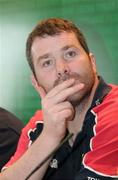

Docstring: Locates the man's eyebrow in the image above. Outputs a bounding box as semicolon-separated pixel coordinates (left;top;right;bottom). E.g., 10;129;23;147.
37;53;50;61
61;45;77;51
37;45;77;61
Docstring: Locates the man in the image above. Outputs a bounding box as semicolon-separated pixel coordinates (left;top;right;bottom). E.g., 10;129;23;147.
1;18;118;179
0;107;24;170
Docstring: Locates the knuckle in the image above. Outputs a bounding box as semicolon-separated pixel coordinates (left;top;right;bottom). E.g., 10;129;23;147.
64;109;72;117
65;101;73;109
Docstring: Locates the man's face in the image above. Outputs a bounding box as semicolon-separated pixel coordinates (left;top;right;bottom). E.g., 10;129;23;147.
31;32;97;104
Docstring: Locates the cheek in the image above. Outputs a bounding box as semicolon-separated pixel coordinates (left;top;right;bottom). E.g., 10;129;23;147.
70;60;95;81
69;60;85;74
36;73;56;92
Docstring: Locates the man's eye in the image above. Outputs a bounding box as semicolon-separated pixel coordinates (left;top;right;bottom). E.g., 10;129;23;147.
65;50;77;58
42;60;53;67
69;51;76;57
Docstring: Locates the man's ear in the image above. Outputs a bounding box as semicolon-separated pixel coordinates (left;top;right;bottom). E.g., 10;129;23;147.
89;53;97;74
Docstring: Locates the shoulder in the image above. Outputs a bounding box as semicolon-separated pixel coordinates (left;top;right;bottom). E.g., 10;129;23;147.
83;85;118;176
0;107;24;134
92;84;118;136
20;110;43;147
107;84;118;99
24;110;43;130
93;84;118;119
22;110;43;137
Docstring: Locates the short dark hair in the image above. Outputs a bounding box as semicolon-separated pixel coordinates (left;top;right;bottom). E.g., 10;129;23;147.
26;18;90;75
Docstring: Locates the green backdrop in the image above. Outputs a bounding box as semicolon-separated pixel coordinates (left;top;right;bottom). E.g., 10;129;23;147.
0;0;118;124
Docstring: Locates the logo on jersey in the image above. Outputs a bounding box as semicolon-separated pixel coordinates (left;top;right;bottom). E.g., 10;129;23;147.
50;159;58;169
88;177;100;180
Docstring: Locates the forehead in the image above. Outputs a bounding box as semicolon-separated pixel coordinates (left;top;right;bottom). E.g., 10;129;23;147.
32;32;80;50
31;32;81;60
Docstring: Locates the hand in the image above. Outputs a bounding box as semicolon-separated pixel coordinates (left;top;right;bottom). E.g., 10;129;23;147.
37;79;84;143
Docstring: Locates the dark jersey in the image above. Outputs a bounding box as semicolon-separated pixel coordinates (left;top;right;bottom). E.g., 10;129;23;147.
4;78;118;179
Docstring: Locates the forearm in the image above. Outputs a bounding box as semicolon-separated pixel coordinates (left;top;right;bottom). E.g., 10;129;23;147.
0;132;60;180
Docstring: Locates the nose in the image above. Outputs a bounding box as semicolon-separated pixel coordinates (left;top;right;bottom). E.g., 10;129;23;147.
56;60;70;78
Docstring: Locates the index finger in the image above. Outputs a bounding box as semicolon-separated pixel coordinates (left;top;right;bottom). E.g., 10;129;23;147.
46;78;75;98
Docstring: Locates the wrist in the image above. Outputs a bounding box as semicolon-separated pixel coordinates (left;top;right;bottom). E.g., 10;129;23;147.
40;130;62;147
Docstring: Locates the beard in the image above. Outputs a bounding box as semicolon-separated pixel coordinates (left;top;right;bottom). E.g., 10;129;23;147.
53;70;95;107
